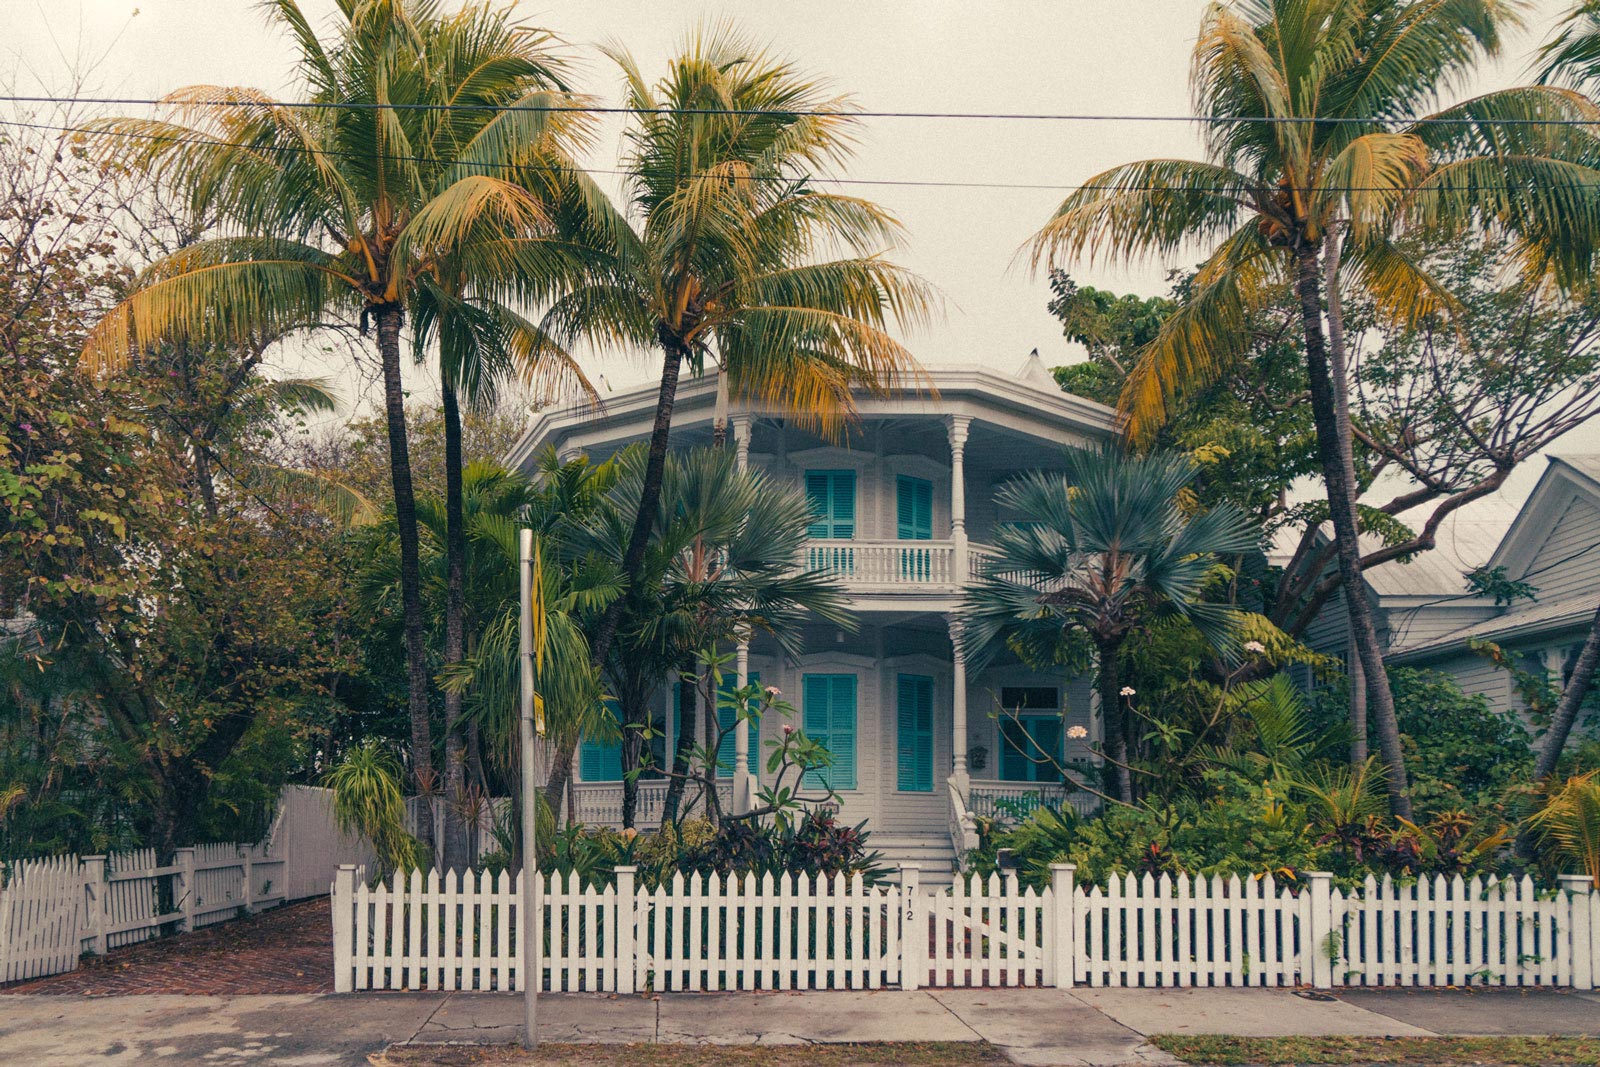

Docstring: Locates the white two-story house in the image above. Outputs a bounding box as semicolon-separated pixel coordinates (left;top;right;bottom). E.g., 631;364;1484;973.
507;355;1119;872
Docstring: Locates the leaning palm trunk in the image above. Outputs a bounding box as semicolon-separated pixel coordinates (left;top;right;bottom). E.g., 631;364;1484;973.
1292;245;1412;819
660;666;698;824
588;345;685;669
1323;233;1370;766
439;383;472;871
375;302;437;853
1535;601;1600;783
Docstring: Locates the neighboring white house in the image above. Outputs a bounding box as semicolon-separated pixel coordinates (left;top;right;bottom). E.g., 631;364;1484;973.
507;355;1119;872
1301;455;1600;723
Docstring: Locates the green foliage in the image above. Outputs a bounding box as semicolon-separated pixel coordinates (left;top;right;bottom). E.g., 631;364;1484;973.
324;741;427;876
534;811;886;888
1528;773;1600;887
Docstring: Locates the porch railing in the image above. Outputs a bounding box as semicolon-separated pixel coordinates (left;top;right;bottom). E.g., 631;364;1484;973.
968;782;1101;823
570;780;733;827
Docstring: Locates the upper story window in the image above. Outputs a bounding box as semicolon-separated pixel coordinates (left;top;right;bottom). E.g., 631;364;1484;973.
896;476;933;541
806;470;856;539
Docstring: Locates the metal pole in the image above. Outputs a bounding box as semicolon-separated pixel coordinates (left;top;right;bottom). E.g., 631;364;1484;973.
518;528;538;1047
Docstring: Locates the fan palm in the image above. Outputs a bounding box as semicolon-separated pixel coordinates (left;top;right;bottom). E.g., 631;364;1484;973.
529;25;934;672
574;445;855;826
79;0;590;852
1025;0;1600;817
961;445;1261;803
370;454;622;819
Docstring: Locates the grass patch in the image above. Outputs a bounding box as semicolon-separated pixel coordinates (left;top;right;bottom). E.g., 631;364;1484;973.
375;1041;1008;1067
1152;1034;1600;1065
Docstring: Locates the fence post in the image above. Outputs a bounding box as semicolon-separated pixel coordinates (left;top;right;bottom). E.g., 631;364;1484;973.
1304;871;1334;989
241;846;255;916
1049;863;1077;988
1559;874;1595;990
899;864;921;991
82;855;107;956
615;866;637;995
333;865;356;993
173;847;196;934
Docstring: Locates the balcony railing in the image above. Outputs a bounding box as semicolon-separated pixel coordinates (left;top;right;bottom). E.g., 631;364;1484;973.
805;539;996;591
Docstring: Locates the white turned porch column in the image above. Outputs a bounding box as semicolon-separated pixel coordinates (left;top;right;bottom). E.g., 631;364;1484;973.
947;613;970;792
732;415;755;813
946;415;971;583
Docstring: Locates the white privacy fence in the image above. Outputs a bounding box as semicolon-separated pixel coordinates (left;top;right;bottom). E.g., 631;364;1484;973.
1;843;284;984
332;863;1600;993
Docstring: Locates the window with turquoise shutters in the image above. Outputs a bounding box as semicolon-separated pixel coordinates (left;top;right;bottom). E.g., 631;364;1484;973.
717;671;762;776
579;698;623;782
896;476;934;580
896;674;934;792
805;470;856;538
896;476;933;539
802;673;857;790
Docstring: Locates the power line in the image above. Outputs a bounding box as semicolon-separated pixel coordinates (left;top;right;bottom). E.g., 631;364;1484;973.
4;92;1599;127
6;115;1597;197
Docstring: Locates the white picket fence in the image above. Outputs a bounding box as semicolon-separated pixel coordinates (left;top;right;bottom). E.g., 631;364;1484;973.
332;863;1600;993
0;843;285;984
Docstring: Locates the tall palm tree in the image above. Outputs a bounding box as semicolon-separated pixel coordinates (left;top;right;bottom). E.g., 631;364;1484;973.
1025;0;1600;817
961;446;1260;804
575;445;854;826
532;25;935;671
80;0;588;853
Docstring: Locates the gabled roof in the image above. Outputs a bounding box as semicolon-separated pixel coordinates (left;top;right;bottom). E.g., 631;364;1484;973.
1390;597;1596;660
1488;455;1600;577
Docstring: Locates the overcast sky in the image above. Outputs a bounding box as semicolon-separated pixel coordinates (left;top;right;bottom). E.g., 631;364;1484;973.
8;0;1591;519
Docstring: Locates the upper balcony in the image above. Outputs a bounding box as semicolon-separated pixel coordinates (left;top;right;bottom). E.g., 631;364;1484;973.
804;539;995;595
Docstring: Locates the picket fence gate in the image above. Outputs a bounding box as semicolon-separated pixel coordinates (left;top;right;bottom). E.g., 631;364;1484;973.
1;844;285;984
332;863;1600;993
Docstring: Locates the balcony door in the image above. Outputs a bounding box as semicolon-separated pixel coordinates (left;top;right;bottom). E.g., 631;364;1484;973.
896;475;933;580
806;469;856;576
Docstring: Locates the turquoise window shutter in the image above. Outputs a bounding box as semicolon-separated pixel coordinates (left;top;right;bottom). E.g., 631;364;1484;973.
716;671;762;776
999;716;1063;782
579;698;623;782
802;673;856;790
896;476;933;540
805;470;856;539
896;674;934;791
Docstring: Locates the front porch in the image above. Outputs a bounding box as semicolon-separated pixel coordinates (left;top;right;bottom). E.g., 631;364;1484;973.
566;614;1102;863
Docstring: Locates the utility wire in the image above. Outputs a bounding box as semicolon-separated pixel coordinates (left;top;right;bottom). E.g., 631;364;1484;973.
3;92;1598;126
6;115;1597;196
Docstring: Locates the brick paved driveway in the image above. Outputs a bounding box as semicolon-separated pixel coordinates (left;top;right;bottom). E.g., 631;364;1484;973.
1;897;332;995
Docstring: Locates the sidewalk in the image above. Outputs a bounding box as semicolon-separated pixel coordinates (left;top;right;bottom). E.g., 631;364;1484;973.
1;987;1596;1067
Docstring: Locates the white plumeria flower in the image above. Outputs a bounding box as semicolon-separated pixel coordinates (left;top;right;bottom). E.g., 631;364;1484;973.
1119;686;1136;698
1243;640;1266;654
764;685;781;697
1067;725;1088;739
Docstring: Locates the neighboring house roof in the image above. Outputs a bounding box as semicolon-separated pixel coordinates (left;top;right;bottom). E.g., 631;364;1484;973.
1389;596;1597;661
506;356;1120;470
1360;504;1519;599
1380;454;1600;661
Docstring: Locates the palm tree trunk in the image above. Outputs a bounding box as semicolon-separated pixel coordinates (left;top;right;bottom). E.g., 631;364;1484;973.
1324;233;1376;767
661;667;697;823
439;383;471;872
1094;636;1132;804
1515;601;1600;859
1292;244;1413;819
619;685;648;830
374;302;436;855
543;740;574;825
1323;234;1370;768
588;342;684;668
1535;601;1600;781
